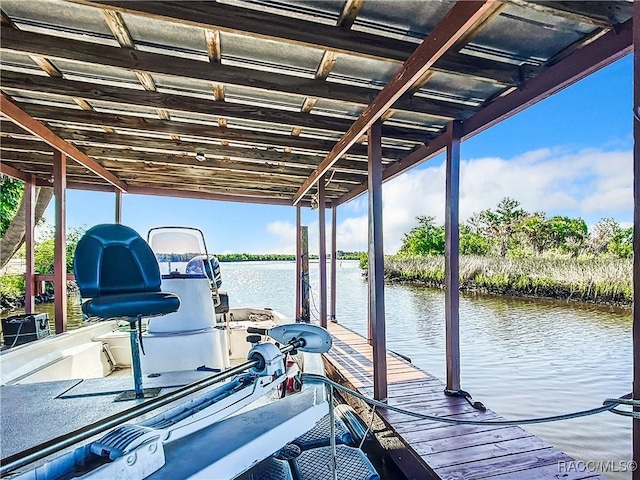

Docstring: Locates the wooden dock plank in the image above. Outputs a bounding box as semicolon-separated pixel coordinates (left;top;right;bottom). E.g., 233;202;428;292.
480;463;602;480
412;427;534;456
324;322;605;480
435;448;573;479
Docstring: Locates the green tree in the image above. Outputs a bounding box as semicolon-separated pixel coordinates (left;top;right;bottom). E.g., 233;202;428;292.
608;226;633;258
398;216;445;256
587;218;620;255
519;212;551;254
34;226;85;274
477;197;527;257
0;177;24;237
547;216;587;256
459;225;492;255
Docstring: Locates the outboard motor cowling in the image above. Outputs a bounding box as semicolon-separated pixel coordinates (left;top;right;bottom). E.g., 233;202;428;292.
186;255;222;289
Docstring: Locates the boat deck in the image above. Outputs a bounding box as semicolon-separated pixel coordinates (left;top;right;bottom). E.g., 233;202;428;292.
0;370;213;461
323;322;604;480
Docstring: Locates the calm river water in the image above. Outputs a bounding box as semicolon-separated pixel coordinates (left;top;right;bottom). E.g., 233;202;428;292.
16;260;632;479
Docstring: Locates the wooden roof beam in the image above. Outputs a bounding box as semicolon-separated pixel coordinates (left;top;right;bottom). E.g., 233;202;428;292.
0;71;432;143
336;0;364;29
72;0;527;86
12;103;410;160
0;136;374;176
293;0;497;204
125;185;300;207
0;27;467;120
0;161;29;182
101;8;175;130
0;93;128;192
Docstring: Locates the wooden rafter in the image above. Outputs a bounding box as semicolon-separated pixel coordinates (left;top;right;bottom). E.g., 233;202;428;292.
1;105;410;159
0;27;468;120
336;0;364;29
294;0;498;204
100;9;175;130
72;0;528;85
0;129;380;172
0;93;128;192
0;161;29;182
0;71;432;143
204;29;222;63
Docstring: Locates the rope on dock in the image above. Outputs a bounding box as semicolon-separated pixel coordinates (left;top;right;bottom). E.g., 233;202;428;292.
302;373;638;425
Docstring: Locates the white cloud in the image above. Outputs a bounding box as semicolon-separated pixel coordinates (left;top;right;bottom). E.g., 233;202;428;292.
263;146;632;255
333;146;632;254
265;220;297;254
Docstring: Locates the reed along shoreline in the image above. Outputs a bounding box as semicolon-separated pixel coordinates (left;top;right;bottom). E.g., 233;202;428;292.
378;255;632;307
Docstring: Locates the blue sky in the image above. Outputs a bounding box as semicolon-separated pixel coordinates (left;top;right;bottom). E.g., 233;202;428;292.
45;55;633;255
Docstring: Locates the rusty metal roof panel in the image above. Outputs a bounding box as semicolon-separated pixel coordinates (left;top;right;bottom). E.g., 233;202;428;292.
415;71;504;107
224;85;305;112
152;74;217;100
120;13;210;62
466;3;599;65
351;0;453;41
1;0;119;46
50;59;143;90
221;31;324;77
328;55;398;89
89;101;161;118
0;52;43;76
2;89;80;109
220;0;343;26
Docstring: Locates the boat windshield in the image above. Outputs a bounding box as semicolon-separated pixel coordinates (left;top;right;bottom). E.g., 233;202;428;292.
148;227;209;276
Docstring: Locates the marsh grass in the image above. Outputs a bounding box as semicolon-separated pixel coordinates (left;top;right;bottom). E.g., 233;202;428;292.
384;255;632;305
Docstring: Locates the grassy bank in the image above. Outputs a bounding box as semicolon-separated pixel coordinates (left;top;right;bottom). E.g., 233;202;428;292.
383;255;632;306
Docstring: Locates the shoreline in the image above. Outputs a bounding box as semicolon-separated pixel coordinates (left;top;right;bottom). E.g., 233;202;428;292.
385;274;632;309
379;255;632;308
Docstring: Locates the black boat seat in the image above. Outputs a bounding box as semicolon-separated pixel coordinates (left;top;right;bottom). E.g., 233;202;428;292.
81;292;180;319
74;224;180;398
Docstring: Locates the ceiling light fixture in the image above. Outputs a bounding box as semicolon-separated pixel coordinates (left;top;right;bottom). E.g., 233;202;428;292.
195;151;206;162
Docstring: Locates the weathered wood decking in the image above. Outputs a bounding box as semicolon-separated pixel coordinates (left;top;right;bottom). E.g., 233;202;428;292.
323;322;604;480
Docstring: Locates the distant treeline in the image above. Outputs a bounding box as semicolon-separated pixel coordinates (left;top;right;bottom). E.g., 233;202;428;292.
156;251;364;263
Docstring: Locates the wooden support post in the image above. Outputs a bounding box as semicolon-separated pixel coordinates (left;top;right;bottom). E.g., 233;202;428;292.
330;204;337;323
445;120;462;392
301;226;310;323
318;178;328;328
53;150;67;333
24;175;36;314
368;119;387;401
295;204;302;321
632;1;640;477
115;189;122;224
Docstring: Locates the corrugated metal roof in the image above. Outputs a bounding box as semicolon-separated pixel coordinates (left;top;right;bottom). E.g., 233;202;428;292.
0;0;633;205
